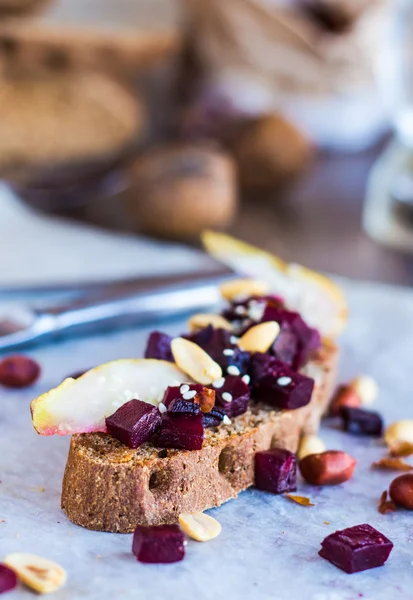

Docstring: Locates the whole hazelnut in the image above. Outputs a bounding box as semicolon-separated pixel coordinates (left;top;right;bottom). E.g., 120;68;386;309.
299;450;357;485
389;474;413;510
329;385;361;416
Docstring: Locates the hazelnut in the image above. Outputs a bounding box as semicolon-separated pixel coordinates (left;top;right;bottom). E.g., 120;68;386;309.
329;385;361;416
389;474;413;510
299;450;357;485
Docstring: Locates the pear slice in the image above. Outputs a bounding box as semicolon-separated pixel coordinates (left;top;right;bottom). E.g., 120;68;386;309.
31;359;189;436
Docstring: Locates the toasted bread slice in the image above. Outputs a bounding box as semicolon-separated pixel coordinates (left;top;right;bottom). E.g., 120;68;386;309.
61;343;338;533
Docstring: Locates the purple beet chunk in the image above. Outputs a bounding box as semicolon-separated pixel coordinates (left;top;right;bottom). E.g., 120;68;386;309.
340;406;383;437
202;406;226;427
250;354;314;410
105;399;162;449
155;413;204;450
144;331;174;362
213;375;250;418
0;564;18;594
271;326;298;367
254;448;297;494
319;524;393;574
162;384;203;408
168;398;201;416
186;326;250;375
132;524;185;564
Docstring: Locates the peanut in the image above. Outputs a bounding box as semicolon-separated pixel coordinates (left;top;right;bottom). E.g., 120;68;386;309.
4;553;66;594
238;321;280;353
297;435;326;460
350;375;378;406
389;473;413;510
299;450;357;485
329;385;361;416
188;313;232;333
219;278;270;301
179;512;222;542
384;420;413;455
171;337;222;385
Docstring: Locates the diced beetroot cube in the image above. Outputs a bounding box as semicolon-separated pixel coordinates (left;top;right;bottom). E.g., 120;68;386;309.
168;398;201;416
144;331;174;362
319;524;393;574
340;406;383;437
162;384;203;408
212;375;250;418
105;399;161;449
132;524;185;563
271;326;298;367
255;448;297;493
155;413;204;450
0;564;18;594
202;406;226;427
250;354;314;410
186;326;250;375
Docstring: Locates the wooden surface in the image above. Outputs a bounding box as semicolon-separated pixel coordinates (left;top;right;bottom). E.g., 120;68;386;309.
230;144;413;287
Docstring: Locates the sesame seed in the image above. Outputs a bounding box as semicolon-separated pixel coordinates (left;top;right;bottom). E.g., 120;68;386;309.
180;384;190;394
158;402;167;414
212;377;225;389
235;306;247;316
222;415;231;425
183;390;197;400
277;376;292;386
247;300;266;322
223;348;234;356
227;365;240;376
222;392;233;403
242;374;250;385
230;336;239;344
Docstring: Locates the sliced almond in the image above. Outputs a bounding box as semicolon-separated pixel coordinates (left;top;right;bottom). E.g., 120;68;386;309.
188;313;232;333
179;512;222;542
219;278;270;301
4;553;66;594
238;321;280;353
297;435;326;460
171;337;222;385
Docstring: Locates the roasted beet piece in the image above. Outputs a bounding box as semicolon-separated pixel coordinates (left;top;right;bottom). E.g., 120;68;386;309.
132;524;185;563
250;354;314;410
0;564;17;594
162;384;203;408
168;398;201;416
319;524;393;573
0;355;41;388
155;413;204;450
186;326;250;375
202;406;226;428
340;406;383;437
144;331;174;362
271;326;299;367
255;448;297;493
212;375;250;418
162;383;214;413
105;399;162;449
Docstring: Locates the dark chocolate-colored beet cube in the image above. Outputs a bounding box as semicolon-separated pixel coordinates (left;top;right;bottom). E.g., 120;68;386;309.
213;375;250;418
106;399;161;449
255;448;297;493
132;524;185;563
186;326;250;375
144;331;174;362
340;406;383;437
162;383;203;408
319;524;393;573
250;354;314;410
155;413;204;450
202;406;226;428
271;326;298;367
0;564;18;594
168;398;201;416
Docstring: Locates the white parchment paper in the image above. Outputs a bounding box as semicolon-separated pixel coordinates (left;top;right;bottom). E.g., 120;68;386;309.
1;279;413;600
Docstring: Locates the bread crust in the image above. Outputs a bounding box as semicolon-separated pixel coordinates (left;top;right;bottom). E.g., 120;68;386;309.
61;344;338;533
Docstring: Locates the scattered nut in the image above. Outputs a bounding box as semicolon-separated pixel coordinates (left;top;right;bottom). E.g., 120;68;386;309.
219;278;270;301
329;385;361;416
188;313;232;333
349;375;378;406
4;553;66;594
297;435;326;460
389;473;413;510
238;321;280;353
179;512;222;542
299;450;357;485
384;420;413;456
0;355;41;388
171;337;222;385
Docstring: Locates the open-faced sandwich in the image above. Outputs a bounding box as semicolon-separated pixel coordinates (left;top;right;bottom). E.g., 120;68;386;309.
30;232;347;533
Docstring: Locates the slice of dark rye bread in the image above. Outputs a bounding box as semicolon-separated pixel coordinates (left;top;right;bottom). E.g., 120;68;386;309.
61;343;338;533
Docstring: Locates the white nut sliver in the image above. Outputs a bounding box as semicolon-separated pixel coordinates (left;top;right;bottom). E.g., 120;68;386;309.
171;337;222;385
4;553;67;594
349;375;378;406
219;278;270;301
238;321;280;353
179;512;222;542
188;313;232;333
384;420;413;453
297;435;326;460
